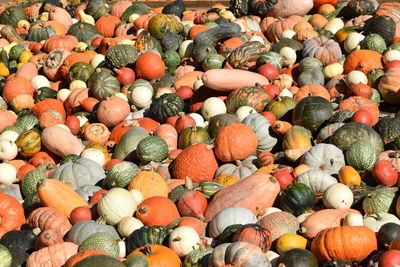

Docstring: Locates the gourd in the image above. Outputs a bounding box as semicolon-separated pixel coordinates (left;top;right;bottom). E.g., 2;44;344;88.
322;183;354;209
363;186;397;215
67;219;120;245
79;232;119;258
301;144;345;175
168;226;200;257
296;169;337;194
113;126;149;160
279;183;315;216
242;113;277;153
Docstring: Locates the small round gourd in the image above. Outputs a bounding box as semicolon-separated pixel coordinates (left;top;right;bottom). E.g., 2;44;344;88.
346;140;376;171
322;183;354;209
168;226;200;257
236;106;256;122
57;89;72;102
0;139;18;161
344;32;365;53
344;212;364;226
0;130;19;142
279;47;296;67
136;136;169;163
0;162;17;186
201;97;227;121
80;148;106;166
117;217;144;238
347;70;368;85
188;113;206;127
323;63;344;79
31;75;50;90
129;86;153;108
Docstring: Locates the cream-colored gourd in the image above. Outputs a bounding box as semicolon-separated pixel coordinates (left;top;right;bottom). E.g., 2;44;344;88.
323;183;353;209
201;97;227;121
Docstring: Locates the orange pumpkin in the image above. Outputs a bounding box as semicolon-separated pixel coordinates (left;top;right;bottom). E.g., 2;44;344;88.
135;52;165;80
2;76;34;103
95;15;121;37
32;98;66;120
344;50;383;74
127;171;169;200
28;151;56;167
214;123;258;162
136;196;180;226
0;109;16;132
338;96;379;125
64;249;108;267
83;123;111;145
294;84;330;102
43;35;78;53
49;6;73;28
188;24;209;40
96;97;130;127
127;245;181;267
0;192;26;238
59;53;93;80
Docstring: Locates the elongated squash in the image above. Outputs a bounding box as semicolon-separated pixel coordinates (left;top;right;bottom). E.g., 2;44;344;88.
41;126;85;157
202;69;269;92
267;0;313;18
300;208;361;238
37;179;88;218
204;173;280;222
173;71;204;89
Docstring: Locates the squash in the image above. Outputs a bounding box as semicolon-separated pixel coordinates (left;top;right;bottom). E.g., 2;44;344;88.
301;144;345;175
125;225;172;254
276;234;308;254
257;211;299;241
267;0;313;18
67;219;120;246
378;67;400;105
363;186;397;215
73;254;125;267
26;242;78;267
204;173;280;222
215;156;258;179
79;232;119;258
276;248;318;267
279;183;315;216
41;126;84;158
242;113;277;153
126;244;181;267
296;169;337;194
113;126;149;160
323;183;354;209
0;229;38;266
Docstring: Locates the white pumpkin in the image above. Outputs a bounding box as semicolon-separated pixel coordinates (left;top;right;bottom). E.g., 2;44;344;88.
179;40;194;58
130;86;153;108
90;54;105;69
31;75;50;90
279;47;297;67
344;32;365;53
278;88;293;98
69;80;87;91
0;162;17;186
201;97;227;121
80;148;105;166
236;106;257;122
129;189;144;205
209;206;257;237
322;183;353;209
346;70;368;85
0;139;18;161
296;169;337;194
323;18;344;34
281;29;296;39
168;226;200;257
57;89;72;102
188;113;206;127
384;49;400;63
323;63;344;79
249;34;264;44
0;130;19;142
77;115;89;127
117;216;144;237
343;212;364;226
97;188;137;225
364;213;400;232
301;143;345;175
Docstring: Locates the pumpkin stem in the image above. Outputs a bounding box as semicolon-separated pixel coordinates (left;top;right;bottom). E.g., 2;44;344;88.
138;206;148;214
205;144;214;150
235;160;242;167
185;177;193;190
95;215;107;225
142;245;152;255
178;112;185;118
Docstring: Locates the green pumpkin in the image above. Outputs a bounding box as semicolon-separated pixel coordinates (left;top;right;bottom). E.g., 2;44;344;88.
226;86;271;113
150;93;185;123
8;45;25;61
105;161;140;188
150;75;177;91
67;22;99;44
0;244;12;267
362;186;397;215
298;57;323;73
264;96;297;120
0;6;27;28
276;248;318;267
183;247;213;267
120;3;152;22
148;14;183;39
292;96;333;132
208;113;240;139
370;88;381;107
15;114;39;131
178;126;210;149
136;136;169;163
298;68;325;86
374;115;400;145
280;183;315;216
79;232;120;258
363;15;396;44
105;44;139;69
202;53;225;71
21;169;47;197
113;127;149;160
162;50;181;73
88;69;121;100
125;226;172;254
248;0;277;16
360;33;387;54
330;122;384;154
69;62;95;82
160;32;183;52
74;254;125;267
35;87;57;102
27;24;57;43
346;140;376;171
0;229;38;267
256;51;283;69
85;0;109;20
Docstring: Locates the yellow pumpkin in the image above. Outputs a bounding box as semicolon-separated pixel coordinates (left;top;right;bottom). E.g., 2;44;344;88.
282;126;312;150
276;233;308;254
338;166;361;185
19;50;33;64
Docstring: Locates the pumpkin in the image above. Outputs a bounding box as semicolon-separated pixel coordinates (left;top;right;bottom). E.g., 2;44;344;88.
64;249;108;267
126;245;181;267
296;169;337;194
125;225;171;254
215;156;258;179
43;35;78;53
280;183;315;216
2;77;34;103
301;143;345;174
67;219;119;246
178;126;210;149
172;143;218;183
127;170;168;200
78;232;119;258
0;192;25;238
88;69;121;101
311;226;377;263
257;211;299;241
26;242;78;267
205;172;280;222
363;186;397;215
282;126;312;151
302;36;342;65
344;49;383;74
136;196;180;226
276;248;318;267
378;67;400;105
96;97;130;128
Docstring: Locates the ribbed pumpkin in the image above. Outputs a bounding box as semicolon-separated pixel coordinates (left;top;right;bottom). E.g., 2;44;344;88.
378;67;400;105
126;245;181;267
338;96;379;125
214;123;258;162
172;143;218;183
43;35;78;53
135;52;165;80
344;49;383;74
0;192;26;238
2;77;34;103
95;15;121;37
60;53;93;80
105;44;139;69
88;69;121;100
32;98;66;120
96;97;130;127
136;196;181;226
127;171;169;199
225;86;271;113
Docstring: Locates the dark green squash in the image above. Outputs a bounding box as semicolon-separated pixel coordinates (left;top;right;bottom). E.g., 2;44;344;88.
8;45;25;61
344;0;379;17
264;96;297;120
27;24;56;43
256;51;283;69
88;69;121;100
67;22;99;44
363;15;396;44
330;122;384;154
327;110;354;124
178;126;210;149
162;0;186;18
298;57;323;73
202;53;225;71
214;224;243;245
367;68;385;88
162;50;181;73
69;62;95;82
280;183;315;216
226;86;271;113
360;33;387;54
74;254;126;267
35;87;57;102
229;0;248;17
148;14;183;39
136;136;169;163
21;168;47;197
248;0;277;16
374;115;400;145
378;222;400;248
160;32;183;52
292;96;333;132
208;113;240;139
79;232;119;257
125;226;172;254
121;3;152;22
150;93;185;123
105;161;140;188
298;68;325;86
276;248;318;267
85;0;109;20
0;6;27;28
0;229;38;267
150;74;177;91
192;45;218;64
105;44;139;69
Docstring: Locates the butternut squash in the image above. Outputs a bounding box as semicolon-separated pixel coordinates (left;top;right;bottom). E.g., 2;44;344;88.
202;69;269;92
300;208;361;238
37;179;88;218
204;173;280;222
41;126;85;157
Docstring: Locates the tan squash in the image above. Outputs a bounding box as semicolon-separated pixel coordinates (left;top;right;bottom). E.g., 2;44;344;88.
41;126;85;157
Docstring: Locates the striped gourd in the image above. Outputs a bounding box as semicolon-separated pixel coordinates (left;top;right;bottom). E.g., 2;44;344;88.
227;41;268;69
16;129;41;157
375;2;400;23
88;69;121;100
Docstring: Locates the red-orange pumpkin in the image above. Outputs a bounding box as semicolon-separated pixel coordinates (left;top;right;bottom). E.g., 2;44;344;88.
0;110;16;132
136;196;180;226
344;49;383;74
135;52;165;80
43;35;78;53
0;192;26;238
2;77;35;103
95;15;121;37
338;96;379;125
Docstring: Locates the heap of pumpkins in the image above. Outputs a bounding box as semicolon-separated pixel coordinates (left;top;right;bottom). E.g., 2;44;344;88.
1;0;400;265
